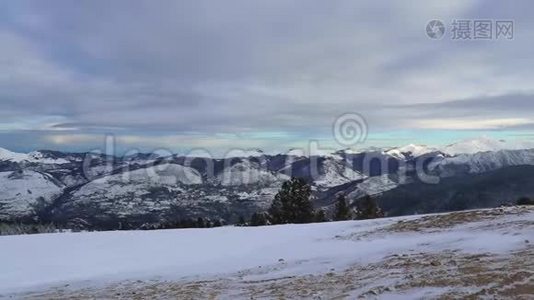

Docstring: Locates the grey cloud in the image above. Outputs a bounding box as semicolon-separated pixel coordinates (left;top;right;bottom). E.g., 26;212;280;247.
388;94;534;118
0;0;533;151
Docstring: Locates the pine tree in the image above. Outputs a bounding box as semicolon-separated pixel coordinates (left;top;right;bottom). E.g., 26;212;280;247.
196;217;206;228
355;195;384;220
250;212;268;226
31;196;52;223
268;193;284;224
517;197;534;205
268;177;314;224
334;194;351;221
313;209;327;222
183;218;195;228
205;219;213;228
237;216;246;226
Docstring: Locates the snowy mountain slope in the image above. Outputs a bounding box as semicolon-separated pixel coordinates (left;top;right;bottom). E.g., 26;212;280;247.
2;206;533;299
430;148;534;176
278;156;364;190
385;144;437;159
226;149;266;158
0;147;29;163
63;164;202;218
2;137;534;225
440;136;534;155
313;157;364;189
347;174;398;199
0;148;69;164
125;163;203;185
215;159;289;186
27;151;70;164
286;148;307;157
0;170;63;220
59;162;284;226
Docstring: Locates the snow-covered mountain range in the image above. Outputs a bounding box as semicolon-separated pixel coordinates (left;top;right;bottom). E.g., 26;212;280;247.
1;137;533;227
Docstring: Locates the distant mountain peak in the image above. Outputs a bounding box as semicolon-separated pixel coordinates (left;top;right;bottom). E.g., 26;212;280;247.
440;136;528;155
385;144;437;159
0;147;29;163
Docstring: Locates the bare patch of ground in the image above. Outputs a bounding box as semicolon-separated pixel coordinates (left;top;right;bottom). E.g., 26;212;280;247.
387;206;534;233
18;246;533;299
343;206;534;241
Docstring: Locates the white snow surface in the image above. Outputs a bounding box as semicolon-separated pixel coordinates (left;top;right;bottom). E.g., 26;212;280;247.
1;207;532;294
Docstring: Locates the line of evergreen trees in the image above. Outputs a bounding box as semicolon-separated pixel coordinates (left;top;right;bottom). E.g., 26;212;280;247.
140;217;225;230
517;196;534;205
244;177;383;226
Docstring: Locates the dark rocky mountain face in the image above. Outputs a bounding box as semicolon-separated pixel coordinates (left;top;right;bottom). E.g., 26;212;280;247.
342;151;401;176
378;165;534;216
1;143;534;229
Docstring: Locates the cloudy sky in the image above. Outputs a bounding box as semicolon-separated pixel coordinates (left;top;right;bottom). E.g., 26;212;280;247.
1;0;533;154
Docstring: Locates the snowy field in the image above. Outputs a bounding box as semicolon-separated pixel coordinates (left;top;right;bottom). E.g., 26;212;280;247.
1;206;533;299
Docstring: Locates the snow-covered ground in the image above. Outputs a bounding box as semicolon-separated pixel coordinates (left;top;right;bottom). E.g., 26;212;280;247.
1;206;533;299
